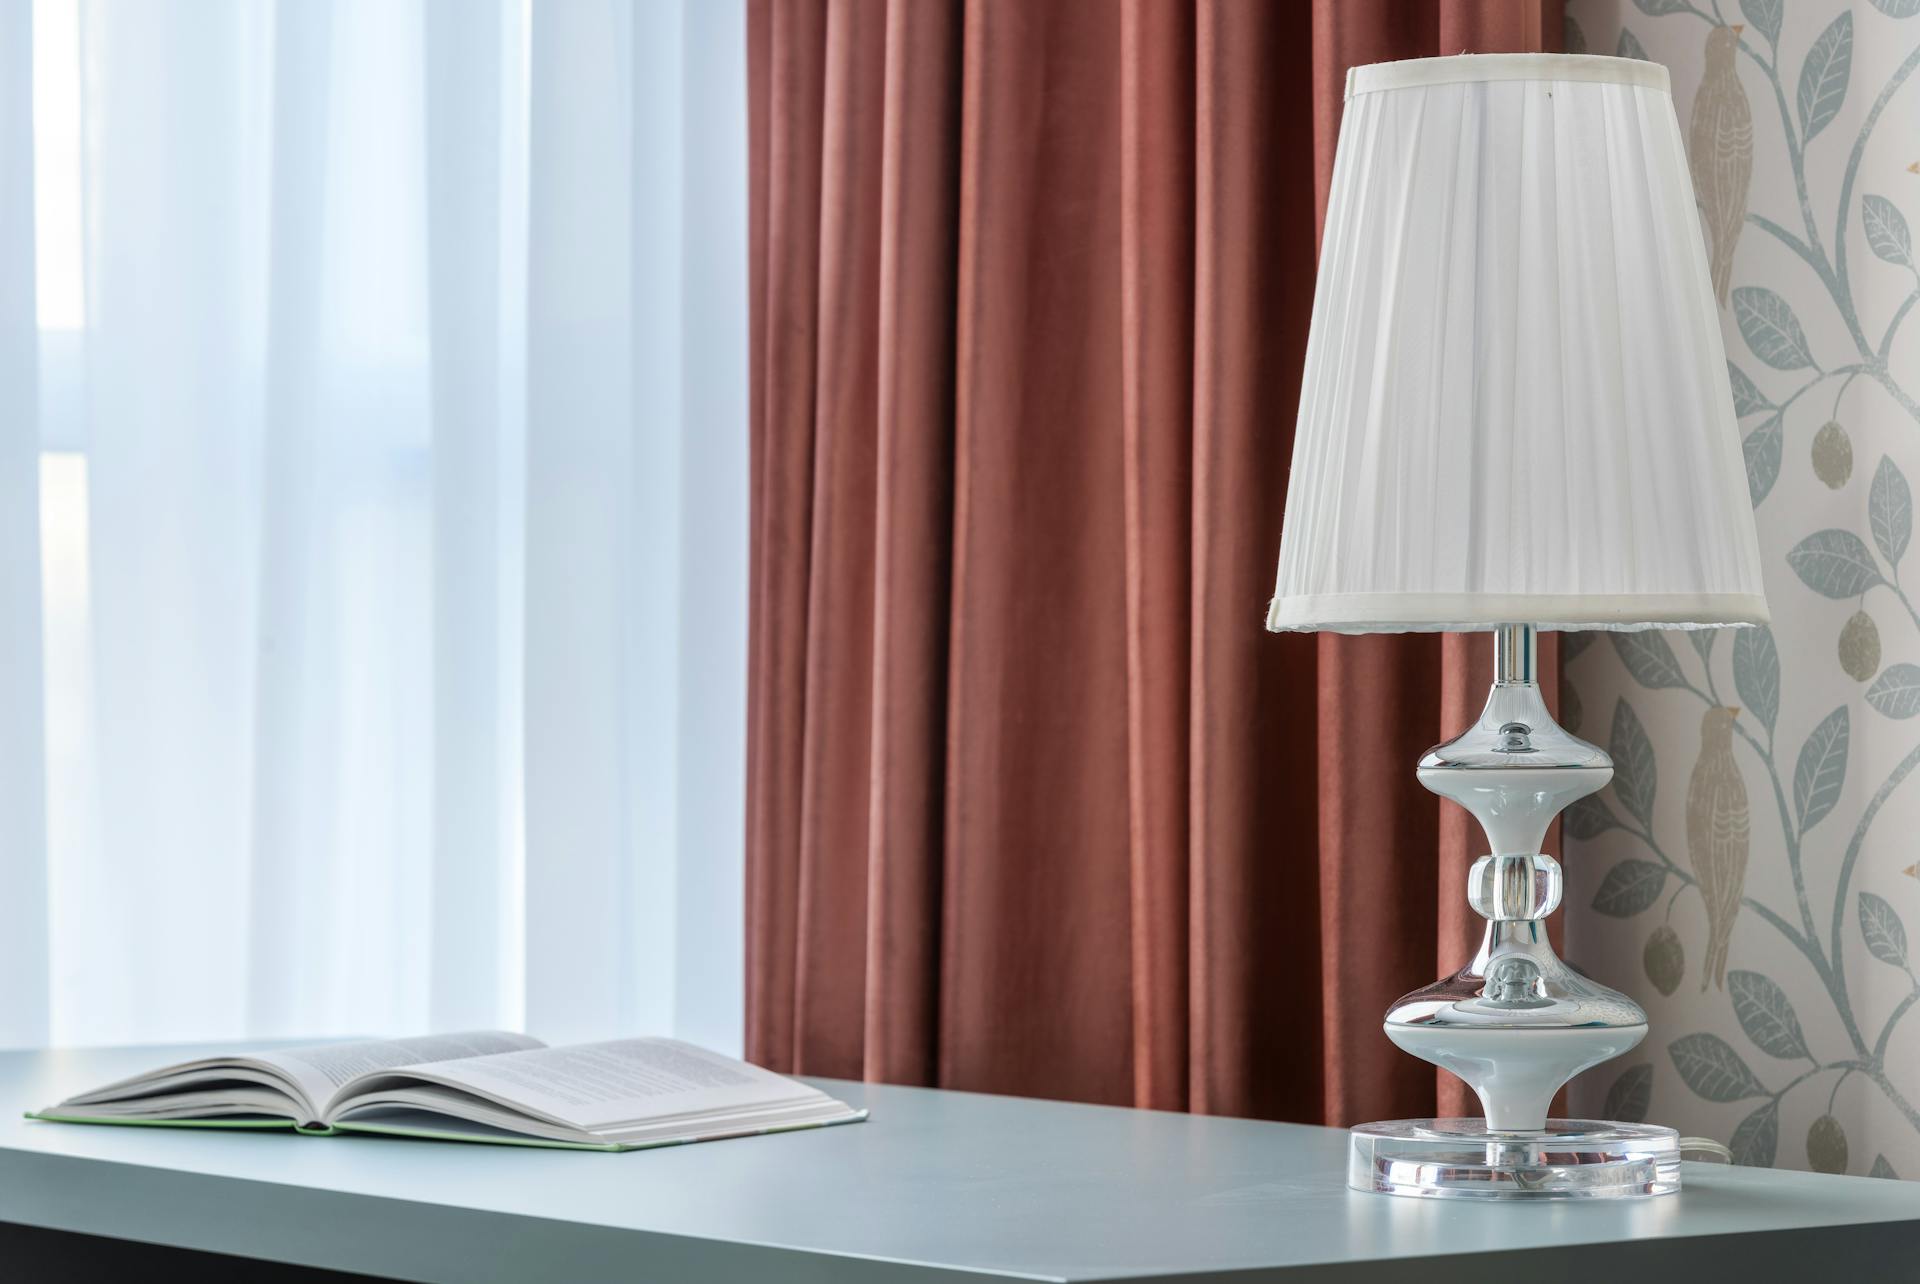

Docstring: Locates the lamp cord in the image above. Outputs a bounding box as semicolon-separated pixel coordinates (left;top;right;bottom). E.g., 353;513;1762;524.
1678;1136;1734;1163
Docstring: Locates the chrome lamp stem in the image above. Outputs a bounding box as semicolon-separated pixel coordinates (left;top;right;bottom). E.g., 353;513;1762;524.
1492;621;1534;686
1384;624;1647;1134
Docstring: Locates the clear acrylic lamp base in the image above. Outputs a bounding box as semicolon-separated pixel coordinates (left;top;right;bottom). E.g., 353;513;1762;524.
1350;625;1682;1199
1349;1119;1682;1199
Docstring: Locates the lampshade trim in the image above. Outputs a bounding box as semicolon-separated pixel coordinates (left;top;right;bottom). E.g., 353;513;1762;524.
1346;54;1670;101
1265;592;1771;634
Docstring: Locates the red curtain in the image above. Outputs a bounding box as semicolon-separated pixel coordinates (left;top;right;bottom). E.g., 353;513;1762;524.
746;0;1562;1126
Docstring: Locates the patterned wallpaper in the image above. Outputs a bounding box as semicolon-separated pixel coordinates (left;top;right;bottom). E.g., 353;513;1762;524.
1561;0;1920;1176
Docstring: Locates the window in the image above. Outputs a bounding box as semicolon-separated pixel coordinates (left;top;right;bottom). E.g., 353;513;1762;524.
14;0;746;1053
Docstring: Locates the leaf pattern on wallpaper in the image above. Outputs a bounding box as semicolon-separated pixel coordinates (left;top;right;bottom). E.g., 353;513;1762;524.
1787;530;1883;597
1610;631;1690;689
1595;859;1669;916
1733;287;1815;369
1867;663;1920;718
1565;0;1920;1176
1604;1062;1655;1122
1859;891;1911;968
1740;0;1783;45
1728;970;1811;1059
1565;791;1619;841
1731;1097;1781;1166
1671;1032;1769;1101
1734;625;1781;733
1871;456;1913;567
1791;707;1849;834
1612;700;1660;826
1744;411;1784;504
1864;194;1914;266
1796;12;1853;143
1727;361;1773;416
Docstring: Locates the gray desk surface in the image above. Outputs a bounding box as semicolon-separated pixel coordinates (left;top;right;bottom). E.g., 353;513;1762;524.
1;1042;1918;1282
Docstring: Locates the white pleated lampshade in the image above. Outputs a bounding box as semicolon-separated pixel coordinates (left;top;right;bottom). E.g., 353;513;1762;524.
1268;54;1768;634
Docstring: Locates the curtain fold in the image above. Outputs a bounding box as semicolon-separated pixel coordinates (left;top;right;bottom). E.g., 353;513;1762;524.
423;0;510;1033
0;4;49;1051
862;0;961;1090
747;0;1559;1123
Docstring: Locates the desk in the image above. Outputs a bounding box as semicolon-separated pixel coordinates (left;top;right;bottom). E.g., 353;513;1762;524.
1;1042;1916;1281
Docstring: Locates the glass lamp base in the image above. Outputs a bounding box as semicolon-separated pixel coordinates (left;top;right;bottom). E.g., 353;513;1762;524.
1349;1118;1681;1199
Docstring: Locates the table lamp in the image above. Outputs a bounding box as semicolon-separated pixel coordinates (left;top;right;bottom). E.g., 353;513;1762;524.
1269;53;1768;1199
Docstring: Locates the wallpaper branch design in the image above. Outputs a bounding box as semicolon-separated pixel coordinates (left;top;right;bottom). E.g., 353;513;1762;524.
1565;0;1920;1175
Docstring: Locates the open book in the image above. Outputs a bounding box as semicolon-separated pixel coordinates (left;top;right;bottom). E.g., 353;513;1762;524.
30;1032;866;1151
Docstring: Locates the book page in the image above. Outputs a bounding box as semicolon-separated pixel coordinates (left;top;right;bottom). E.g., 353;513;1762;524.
393;1038;817;1131
257;1031;544;1115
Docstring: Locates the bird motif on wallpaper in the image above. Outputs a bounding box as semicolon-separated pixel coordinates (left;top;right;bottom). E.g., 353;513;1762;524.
1689;705;1749;991
1689;24;1752;308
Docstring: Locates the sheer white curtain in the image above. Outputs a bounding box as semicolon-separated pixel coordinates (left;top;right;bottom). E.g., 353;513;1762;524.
0;0;748;1052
